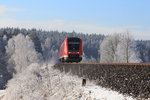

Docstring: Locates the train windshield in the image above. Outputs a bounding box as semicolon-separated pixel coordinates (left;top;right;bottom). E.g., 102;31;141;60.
68;38;80;51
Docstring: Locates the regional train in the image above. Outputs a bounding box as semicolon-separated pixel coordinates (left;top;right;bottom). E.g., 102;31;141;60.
59;37;83;63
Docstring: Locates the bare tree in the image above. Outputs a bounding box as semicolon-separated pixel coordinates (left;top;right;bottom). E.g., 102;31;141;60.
100;33;120;63
100;31;141;63
116;31;141;63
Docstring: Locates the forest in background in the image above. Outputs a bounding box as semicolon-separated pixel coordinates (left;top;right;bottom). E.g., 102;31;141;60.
0;28;150;62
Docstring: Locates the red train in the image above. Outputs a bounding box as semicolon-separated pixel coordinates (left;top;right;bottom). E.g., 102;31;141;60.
59;37;83;63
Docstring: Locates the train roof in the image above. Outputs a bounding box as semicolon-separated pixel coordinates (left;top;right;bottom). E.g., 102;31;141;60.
66;37;81;40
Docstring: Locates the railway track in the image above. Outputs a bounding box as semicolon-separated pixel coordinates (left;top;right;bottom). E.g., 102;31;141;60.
59;63;150;65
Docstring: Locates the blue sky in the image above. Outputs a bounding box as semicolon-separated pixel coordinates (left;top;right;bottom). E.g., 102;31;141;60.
0;0;150;40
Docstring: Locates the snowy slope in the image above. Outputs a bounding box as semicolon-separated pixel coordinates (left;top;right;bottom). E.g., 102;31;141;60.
81;85;135;100
0;90;5;100
1;63;137;100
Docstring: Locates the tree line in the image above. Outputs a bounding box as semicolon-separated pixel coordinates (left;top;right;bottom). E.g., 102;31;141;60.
0;27;150;89
0;28;150;64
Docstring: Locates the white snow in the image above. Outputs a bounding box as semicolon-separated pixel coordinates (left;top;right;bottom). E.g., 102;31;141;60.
81;85;135;100
0;90;5;99
0;63;139;100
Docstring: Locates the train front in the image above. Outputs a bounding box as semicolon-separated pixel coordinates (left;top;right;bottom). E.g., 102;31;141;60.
67;37;83;62
59;37;83;63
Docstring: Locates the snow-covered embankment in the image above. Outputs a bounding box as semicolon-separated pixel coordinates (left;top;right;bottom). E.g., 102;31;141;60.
1;63;136;100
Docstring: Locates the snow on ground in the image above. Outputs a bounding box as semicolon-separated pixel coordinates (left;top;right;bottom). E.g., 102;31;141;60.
82;85;135;100
1;63;137;100
0;90;5;100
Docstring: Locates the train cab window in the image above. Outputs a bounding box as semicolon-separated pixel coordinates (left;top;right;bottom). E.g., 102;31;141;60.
68;38;80;51
68;42;80;51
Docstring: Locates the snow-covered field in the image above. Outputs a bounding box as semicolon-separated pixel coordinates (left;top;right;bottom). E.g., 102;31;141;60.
0;63;138;100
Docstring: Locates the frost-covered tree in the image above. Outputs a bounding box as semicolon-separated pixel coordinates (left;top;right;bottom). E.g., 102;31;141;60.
48;48;59;64
116;31;141;63
100;32;141;63
41;37;59;64
42;38;53;61
100;34;120;63
6;34;42;74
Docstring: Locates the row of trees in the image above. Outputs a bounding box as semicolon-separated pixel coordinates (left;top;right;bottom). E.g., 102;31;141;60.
100;31;141;63
0;28;104;60
1;28;150;63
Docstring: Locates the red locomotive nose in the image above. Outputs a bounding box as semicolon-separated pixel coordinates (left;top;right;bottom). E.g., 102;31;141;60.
59;37;82;63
